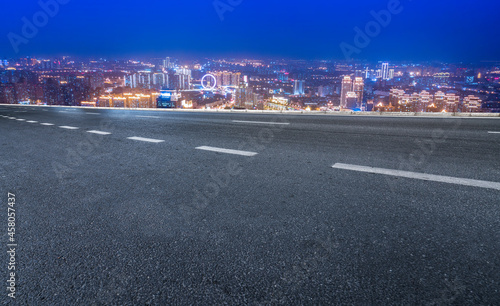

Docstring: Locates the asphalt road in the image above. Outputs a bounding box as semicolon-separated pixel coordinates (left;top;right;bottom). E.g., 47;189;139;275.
1;105;500;305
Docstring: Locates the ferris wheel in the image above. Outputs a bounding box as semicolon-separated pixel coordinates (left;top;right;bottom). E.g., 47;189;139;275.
201;74;217;90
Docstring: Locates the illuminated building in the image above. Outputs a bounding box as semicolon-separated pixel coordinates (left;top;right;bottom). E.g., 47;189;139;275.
267;96;289;110
124;93;154;108
318;85;333;97
173;68;191;90
344;92;358;110
389;88;405;110
341;76;364;109
157;90;176;108
381;62;389;80
463;95;482;112
294;80;305;96
418;90;433;112
0;84;16;104
434;91;445;112
81;101;97;107
43;78;61;105
433;72;450;85
353;77;364;107
163;57;174;69
340;76;352;108
399;94;413;112
444;93;460;112
411;93;419;111
389;69;395;80
59;76;91;106
234;81;254;108
152;73;168;89
211;71;241;87
95;94;157;108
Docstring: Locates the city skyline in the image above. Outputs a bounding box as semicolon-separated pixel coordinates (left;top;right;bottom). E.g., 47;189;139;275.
1;56;499;113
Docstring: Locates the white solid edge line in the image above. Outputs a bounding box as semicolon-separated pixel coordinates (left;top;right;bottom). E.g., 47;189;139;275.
332;163;500;191
232;120;290;125
40;123;55;126
86;112;100;115
87;130;111;135
59;126;79;130
127;136;164;143
136;115;160;118
196;146;258;157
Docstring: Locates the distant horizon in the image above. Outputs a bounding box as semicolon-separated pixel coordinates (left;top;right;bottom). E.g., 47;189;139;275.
2;54;500;66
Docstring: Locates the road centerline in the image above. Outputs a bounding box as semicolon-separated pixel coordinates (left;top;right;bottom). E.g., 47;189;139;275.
332;163;500;191
127;136;164;143
87;130;112;135
196;146;258;157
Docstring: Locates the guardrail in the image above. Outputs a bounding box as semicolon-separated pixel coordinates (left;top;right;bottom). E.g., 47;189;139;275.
2;104;500;118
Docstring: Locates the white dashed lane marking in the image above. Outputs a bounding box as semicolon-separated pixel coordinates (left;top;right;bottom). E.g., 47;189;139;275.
40;123;55;126
59;126;79;130
195;146;258;157
127;136;164;143
332;163;500;191
87;130;112;135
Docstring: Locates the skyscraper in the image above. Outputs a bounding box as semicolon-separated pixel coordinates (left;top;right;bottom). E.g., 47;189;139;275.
163;57;174;69
340;76;352;108
294;80;305;96
174;68;192;90
353;77;364;108
381;62;389;80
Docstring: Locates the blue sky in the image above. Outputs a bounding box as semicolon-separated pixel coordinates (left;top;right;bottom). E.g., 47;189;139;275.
1;0;499;61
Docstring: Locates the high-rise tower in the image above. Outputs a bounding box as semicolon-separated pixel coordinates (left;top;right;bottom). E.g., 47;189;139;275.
340;76;352;108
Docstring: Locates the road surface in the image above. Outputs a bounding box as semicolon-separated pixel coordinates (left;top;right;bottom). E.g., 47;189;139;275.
1;105;499;304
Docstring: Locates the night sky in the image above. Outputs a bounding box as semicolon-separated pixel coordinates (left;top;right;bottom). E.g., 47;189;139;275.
1;0;499;61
